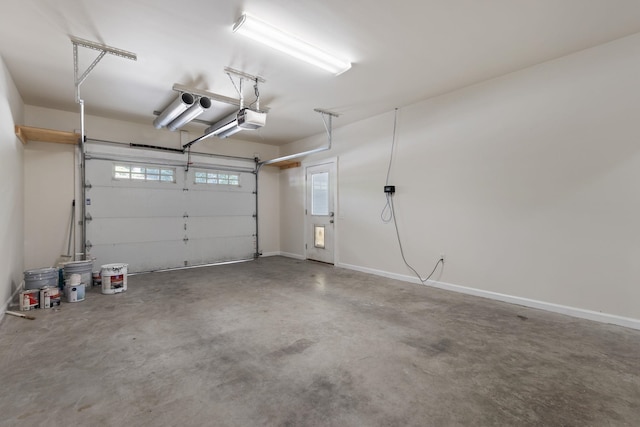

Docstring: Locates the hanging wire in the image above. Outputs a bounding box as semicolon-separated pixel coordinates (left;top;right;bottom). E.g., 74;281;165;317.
380;108;398;223
390;196;443;284
381;107;443;284
249;79;260;110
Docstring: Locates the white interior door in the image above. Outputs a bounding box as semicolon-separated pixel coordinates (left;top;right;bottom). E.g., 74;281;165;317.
305;161;336;264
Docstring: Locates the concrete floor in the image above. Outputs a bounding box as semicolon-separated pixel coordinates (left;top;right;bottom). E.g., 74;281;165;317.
1;256;639;426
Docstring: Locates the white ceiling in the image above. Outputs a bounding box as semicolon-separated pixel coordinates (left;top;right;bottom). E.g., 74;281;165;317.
2;0;640;145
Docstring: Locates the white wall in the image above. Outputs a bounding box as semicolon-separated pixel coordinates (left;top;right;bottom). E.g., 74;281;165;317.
0;56;24;319
23;106;281;269
280;33;640;324
23;141;75;269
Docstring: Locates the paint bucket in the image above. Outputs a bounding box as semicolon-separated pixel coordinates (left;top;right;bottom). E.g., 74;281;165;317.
24;268;58;290
101;264;128;295
40;286;61;309
65;283;85;303
92;271;101;287
63;260;93;288
20;289;40;311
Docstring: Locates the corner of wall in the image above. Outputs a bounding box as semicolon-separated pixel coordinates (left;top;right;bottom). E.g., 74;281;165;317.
0;55;25;321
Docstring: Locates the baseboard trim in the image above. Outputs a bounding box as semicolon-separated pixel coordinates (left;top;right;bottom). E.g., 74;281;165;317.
337;262;640;331
1;281;24;324
259;252;282;258
268;252;305;260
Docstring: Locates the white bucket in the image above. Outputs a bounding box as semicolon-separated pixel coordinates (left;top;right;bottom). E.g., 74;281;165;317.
63;260;93;289
101;264;128;295
24;267;58;290
65;283;85;302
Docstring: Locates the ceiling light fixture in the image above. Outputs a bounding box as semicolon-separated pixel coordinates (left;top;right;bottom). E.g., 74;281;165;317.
232;13;351;75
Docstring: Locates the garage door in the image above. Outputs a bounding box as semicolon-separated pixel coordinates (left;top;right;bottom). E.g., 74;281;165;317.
84;143;257;273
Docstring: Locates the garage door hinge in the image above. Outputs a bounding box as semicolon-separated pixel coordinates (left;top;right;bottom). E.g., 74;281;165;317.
86;240;93;249
85;181;92;189
85;213;92;222
252;191;257;195
253;214;257;218
183;188;189;191
183;237;189;242
183;213;189;218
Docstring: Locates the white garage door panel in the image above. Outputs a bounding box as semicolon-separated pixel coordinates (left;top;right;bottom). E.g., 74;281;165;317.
186;236;255;264
89;187;185;218
85;148;257;273
89;217;184;244
189;178;254;205
187;194;254;213
187;216;255;238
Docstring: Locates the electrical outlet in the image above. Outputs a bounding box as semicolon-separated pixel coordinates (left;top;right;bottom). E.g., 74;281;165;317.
440;253;446;262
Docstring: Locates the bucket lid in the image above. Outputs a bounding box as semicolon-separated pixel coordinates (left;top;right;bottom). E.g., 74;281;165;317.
63;260;93;269
24;267;57;277
101;263;128;272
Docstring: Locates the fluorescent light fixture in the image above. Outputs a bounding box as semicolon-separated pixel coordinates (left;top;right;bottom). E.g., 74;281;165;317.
233;13;351;75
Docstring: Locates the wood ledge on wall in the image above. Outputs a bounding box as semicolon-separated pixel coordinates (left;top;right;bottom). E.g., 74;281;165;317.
266;160;301;170
15;125;81;145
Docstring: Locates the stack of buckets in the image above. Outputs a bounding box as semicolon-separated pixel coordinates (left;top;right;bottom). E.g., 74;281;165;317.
22;267;60;310
20;260;128;311
62;260;93;302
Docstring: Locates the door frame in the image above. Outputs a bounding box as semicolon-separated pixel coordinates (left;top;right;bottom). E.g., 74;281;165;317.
303;157;338;264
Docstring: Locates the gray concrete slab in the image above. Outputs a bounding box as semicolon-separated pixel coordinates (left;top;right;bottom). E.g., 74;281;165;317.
1;256;639;426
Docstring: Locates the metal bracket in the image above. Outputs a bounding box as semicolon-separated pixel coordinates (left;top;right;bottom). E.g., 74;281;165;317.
71;36;137;102
85;213;92;222
171;83;270;113
85;181;92;189
260;109;339;166
224;67;266;83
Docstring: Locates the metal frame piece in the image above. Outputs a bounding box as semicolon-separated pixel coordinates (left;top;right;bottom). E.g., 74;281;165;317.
70;36;137;263
224;67;266;83
260;109;339;166
71;36;137;102
180;68;268;150
170;83;270;113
